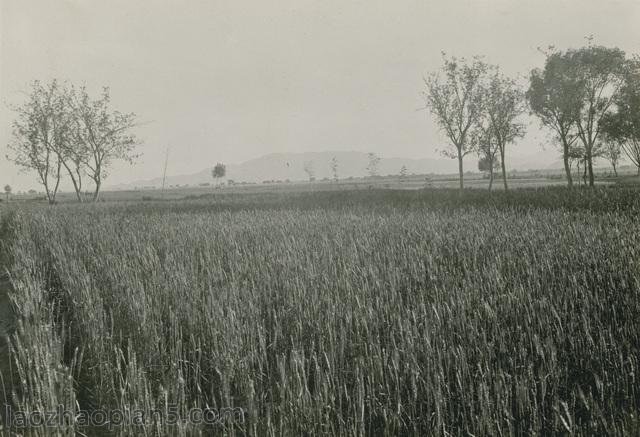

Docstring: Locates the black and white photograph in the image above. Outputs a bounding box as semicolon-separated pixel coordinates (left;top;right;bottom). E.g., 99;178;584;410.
1;0;639;435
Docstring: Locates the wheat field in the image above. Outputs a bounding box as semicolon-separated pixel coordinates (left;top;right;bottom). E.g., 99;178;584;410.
0;187;639;436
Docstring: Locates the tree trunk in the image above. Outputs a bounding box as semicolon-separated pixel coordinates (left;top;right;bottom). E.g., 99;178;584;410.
92;162;102;202
562;139;573;189
586;147;595;187
93;180;101;202
500;147;508;191
41;171;54;204
488;166;494;191
457;149;464;191
583;161;588;186
62;162;83;203
612;163;618;177
49;162;62;205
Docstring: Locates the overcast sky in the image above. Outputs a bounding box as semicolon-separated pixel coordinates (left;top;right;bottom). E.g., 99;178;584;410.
1;0;639;189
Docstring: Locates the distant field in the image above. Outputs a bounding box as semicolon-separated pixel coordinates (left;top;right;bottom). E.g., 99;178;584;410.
6;166;636;205
8;171;624;202
102;170;622;201
1;186;639;435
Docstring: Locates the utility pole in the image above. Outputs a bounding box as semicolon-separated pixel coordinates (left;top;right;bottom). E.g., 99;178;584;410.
161;146;169;198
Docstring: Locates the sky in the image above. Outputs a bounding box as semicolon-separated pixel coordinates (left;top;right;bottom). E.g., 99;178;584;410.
1;0;639;190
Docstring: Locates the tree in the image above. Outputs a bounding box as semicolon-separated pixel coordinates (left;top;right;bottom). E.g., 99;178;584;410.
399;165;408;180
475;127;500;191
568;43;628;187
477;156;495;175
567;142;587;186
482;68;527;190
474;103;500;191
601;140;622;176
424;54;488;190
7;80;71;204
527;50;583;188
56;84;87;203
212;162;226;184
303;161;315;182
70;86;140;201
4;185;11;202
601;60;640;175
8;81;140;203
330;156;339;181
366;152;381;177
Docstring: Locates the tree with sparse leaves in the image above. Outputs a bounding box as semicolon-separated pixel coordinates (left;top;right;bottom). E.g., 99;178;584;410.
7;80;140;203
601;140;622;176
424;54;488;191
475;127;500;191
7;80;72;204
330;156;339;181
482;68;527;191
303;161;315;182
70;86;140;201
366;152;381;177
601;59;640;175
399;165;408;180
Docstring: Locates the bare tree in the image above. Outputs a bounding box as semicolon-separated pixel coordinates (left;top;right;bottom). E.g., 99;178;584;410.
7;80;71;204
330;156;339;181
303;161;315;182
424;54;488;190
601;141;622;176
366;152;381;177
70;86;140;201
483;68;527;191
399;165;408;180
160;146;170;197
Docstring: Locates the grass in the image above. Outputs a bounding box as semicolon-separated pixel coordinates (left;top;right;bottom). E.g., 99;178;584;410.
1;186;639;435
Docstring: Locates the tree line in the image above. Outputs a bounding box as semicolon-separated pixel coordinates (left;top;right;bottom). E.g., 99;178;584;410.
424;40;640;190
7;80;139;203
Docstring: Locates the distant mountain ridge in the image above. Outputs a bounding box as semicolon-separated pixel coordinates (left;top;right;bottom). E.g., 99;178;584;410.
108;150;563;190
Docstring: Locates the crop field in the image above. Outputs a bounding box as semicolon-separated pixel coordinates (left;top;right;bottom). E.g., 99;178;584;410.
1;187;640;436
12;165;634;205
